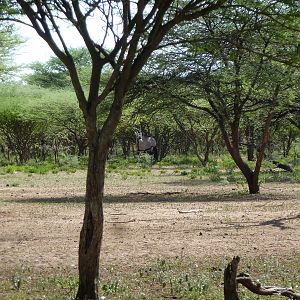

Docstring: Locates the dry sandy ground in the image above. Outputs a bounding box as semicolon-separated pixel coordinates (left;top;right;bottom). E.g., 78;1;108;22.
0;169;299;273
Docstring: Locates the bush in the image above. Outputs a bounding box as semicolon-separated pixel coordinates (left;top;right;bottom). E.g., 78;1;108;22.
209;173;222;182
160;155;199;166
205;160;219;174
219;155;236;174
0;110;46;164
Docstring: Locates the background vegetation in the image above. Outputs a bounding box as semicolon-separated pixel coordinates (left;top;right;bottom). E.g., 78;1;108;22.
0;3;299;188
0;1;300;298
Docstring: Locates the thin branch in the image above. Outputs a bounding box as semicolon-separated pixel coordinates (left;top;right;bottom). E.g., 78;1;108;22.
0;17;33;28
237;275;300;299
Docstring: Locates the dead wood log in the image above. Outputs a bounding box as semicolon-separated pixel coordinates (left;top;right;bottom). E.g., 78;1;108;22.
237;274;300;299
224;257;300;300
272;161;293;172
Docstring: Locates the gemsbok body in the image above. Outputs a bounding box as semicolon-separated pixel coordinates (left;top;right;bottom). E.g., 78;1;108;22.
135;131;158;162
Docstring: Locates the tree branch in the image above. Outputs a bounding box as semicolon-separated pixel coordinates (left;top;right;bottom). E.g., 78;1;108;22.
224;257;300;300
237;275;300;299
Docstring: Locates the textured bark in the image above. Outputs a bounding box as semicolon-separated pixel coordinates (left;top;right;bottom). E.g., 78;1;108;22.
244;172;260;194
220;122;260;194
225;257;300;300
224;256;240;300
237;275;300;299
76;141;107;300
246;121;255;161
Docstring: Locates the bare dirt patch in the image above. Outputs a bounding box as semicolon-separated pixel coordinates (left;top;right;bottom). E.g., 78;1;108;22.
0;169;299;273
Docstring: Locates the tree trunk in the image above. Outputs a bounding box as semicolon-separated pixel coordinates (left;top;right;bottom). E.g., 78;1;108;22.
245;171;260;194
77;138;87;157
76;140;107;300
246;120;255;161
219;120;261;194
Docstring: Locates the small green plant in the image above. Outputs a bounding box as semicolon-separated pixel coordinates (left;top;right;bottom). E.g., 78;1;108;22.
205;159;219;174
189;173;197;179
219;155;236;174
101;279;128;296
11;275;22;290
4;165;18;173
121;172;128;180
226;173;237;182
160;155;199;166
209;173;221;182
57;275;78;298
190;167;204;178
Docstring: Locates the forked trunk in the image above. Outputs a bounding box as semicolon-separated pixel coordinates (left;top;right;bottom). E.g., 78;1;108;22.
244;171;260;194
76;142;107;300
219;122;261;195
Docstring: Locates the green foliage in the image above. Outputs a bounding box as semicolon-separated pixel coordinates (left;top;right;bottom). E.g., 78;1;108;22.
219;155;237;174
0;109;46;163
0;84;76;111
159;155;199;166
11;275;22;290
101;279;130;296
0;23;22;81
25;47;92;89
0;156;85;175
205;159;219;174
209;173;222;182
0;84;88;161
134;1;300;193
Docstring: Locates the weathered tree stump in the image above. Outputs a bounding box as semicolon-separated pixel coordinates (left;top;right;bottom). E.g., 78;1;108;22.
224;256;240;300
224;257;300;300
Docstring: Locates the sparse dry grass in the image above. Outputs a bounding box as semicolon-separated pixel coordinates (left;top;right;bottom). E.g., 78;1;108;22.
0;168;299;299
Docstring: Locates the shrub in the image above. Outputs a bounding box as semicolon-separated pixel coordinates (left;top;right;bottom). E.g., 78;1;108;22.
209;173;222;182
219;155;236;174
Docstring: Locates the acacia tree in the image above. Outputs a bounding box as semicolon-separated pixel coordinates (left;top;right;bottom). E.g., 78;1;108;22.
39;102;88;157
25;47;92;88
173;109;218;167
0;23;21;80
128;78;219;164
0;110;45;163
4;1;227;298
139;2;300;194
189;5;299;194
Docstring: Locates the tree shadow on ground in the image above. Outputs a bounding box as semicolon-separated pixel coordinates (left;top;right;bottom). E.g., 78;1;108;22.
162;179;227;186
259;214;300;230
6;191;288;204
211;214;300;231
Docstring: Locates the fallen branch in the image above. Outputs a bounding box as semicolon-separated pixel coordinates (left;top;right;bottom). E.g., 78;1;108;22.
272;160;293;172
177;209;202;214
237;273;300;299
224;257;300;300
106;219;136;224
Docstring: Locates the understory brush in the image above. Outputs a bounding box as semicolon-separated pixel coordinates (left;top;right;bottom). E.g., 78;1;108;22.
0;156;87;175
0;153;300;185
